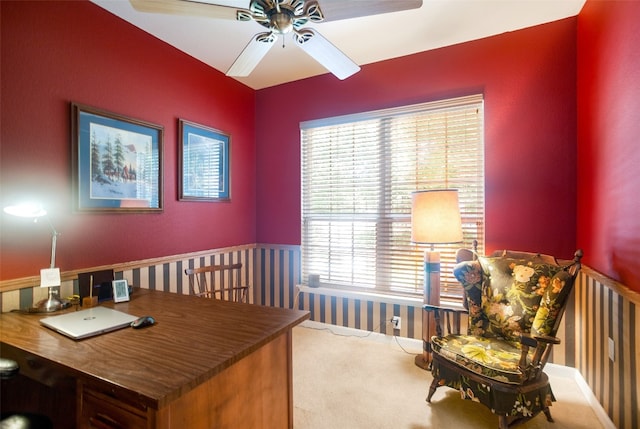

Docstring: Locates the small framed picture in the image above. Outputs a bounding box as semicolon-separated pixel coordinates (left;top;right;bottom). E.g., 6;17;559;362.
178;119;230;202
112;279;130;303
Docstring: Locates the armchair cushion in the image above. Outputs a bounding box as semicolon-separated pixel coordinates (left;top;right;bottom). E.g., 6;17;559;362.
476;255;564;342
531;269;573;336
431;334;534;385
452;260;487;335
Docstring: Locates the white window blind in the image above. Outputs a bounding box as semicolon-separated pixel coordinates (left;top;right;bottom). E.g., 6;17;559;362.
301;94;484;299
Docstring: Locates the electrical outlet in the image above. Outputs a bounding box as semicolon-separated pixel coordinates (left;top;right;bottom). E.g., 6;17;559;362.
608;337;615;362
391;316;401;330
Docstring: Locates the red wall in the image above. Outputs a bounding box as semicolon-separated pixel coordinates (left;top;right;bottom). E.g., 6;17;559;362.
1;1;587;284
577;0;640;292
0;1;256;280
256;18;578;260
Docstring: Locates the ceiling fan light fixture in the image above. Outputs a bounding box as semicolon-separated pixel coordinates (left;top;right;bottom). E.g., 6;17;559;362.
270;12;294;34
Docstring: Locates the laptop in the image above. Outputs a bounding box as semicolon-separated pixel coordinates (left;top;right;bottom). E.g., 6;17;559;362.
40;306;138;340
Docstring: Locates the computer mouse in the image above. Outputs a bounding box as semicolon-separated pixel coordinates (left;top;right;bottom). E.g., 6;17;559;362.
131;315;155;329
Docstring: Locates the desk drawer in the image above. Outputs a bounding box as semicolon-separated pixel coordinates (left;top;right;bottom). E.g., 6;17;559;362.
80;387;148;429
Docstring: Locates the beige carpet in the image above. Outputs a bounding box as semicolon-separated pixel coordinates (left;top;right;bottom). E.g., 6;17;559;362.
292;322;607;429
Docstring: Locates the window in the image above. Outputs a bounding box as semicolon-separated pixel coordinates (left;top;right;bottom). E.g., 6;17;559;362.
301;94;484;300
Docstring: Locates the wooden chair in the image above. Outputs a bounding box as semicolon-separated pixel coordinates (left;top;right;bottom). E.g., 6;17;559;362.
424;248;583;429
184;263;249;303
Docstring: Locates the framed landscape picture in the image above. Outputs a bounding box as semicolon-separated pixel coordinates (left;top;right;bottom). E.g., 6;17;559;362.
71;103;164;212
179;119;230;202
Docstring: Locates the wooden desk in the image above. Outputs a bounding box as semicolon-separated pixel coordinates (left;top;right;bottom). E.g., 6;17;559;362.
0;289;309;428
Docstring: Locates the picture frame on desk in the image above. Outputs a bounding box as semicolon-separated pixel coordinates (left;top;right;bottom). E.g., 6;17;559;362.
112;279;130;303
71;102;164;213
178;119;230;202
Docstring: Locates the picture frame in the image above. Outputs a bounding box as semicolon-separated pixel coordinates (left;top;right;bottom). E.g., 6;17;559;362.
71;103;164;212
179;119;230;201
112;279;130;303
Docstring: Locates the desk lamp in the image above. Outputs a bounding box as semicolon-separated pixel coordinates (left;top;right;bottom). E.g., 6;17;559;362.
3;202;64;312
411;189;463;369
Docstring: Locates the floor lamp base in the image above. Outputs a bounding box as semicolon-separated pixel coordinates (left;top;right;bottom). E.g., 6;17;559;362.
414;249;440;371
414;352;431;371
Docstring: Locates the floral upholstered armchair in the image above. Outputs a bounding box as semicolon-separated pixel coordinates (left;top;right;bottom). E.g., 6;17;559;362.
424;248;583;429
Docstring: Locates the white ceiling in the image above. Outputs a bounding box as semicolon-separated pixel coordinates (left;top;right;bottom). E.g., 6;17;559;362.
90;0;586;90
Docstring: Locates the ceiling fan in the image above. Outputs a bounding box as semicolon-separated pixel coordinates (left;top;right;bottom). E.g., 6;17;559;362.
130;0;423;80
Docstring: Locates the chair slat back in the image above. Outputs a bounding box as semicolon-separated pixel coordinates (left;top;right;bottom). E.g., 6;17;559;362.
184;263;249;303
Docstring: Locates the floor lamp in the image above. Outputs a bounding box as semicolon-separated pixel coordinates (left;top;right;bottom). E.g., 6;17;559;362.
411;189;463;370
3;202;64;312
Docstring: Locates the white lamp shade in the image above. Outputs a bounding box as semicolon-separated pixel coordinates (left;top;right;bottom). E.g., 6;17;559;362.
4;201;59;269
3;202;47;218
411;189;463;244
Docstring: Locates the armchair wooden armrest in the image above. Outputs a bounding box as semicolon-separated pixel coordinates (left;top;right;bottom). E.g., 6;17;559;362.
422;304;468;337
518;333;562;381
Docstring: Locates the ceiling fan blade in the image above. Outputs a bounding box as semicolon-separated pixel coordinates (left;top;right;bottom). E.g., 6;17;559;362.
129;0;240;20
294;29;360;80
317;0;423;22
226;32;277;77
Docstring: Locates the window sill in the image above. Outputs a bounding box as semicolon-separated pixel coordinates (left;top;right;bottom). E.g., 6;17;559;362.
297;285;422;308
297;285;466;310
